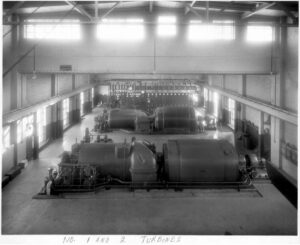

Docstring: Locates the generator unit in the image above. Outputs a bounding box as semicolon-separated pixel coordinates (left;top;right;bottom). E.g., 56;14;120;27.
39;138;259;196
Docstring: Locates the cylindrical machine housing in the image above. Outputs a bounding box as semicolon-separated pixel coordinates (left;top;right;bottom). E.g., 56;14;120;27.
78;143;131;180
163;139;240;182
77;141;157;183
154;106;197;133
108;109;148;130
130;142;157;183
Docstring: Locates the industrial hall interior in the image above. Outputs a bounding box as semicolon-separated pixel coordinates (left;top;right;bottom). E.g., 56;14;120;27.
1;0;299;237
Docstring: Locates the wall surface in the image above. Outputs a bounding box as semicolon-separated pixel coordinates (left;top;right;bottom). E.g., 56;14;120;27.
3;76;11;113
24;74;52;106
19;38;273;74
277;27;298;181
75;74;90;88
246;75;273;103
17;13;274;74
207;48;297;183
281;121;298;180
2;146;14;178
57;74;73;95
224;75;243;93
284;27;298;112
3;15;19;114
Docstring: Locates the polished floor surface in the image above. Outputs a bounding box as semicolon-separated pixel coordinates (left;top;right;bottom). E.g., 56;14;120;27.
1;108;297;235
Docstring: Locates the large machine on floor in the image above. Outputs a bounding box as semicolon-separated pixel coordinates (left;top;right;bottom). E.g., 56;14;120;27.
39;136;259;195
94;105;216;134
154;106;197;133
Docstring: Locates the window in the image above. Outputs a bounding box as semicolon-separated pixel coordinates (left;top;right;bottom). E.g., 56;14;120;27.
91;88;94;107
23;115;34;138
80;92;84;116
212;20;235;40
213;92;219;118
203;88;208;108
37;107;46;145
228;98;236;129
63;99;70;129
97;18;145;41
17;120;22;144
188;20;235;41
22;117;28;139
24;19;80;40
157;16;177;37
246;25;273;42
2;126;10;153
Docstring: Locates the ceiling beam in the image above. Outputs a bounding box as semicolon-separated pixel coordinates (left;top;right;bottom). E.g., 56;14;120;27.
218;1;233;13
7;19;297;26
100;2;121;20
149;1;153;13
193;1;291;13
193;2;255;12
242;2;276;19
185;1;197;15
184;3;202;19
4;1;46;38
218;6;226;13
276;2;298;23
3;1;24;19
65;1;93;20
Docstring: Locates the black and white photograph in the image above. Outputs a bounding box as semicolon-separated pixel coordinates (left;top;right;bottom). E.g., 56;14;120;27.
1;0;299;244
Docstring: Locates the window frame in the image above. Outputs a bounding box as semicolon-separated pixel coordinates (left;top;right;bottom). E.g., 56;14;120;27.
157;16;177;37
97;18;145;41
63;98;70;129
37;107;46;145
2;125;11;153
246;24;274;42
24;19;81;40
188;19;235;41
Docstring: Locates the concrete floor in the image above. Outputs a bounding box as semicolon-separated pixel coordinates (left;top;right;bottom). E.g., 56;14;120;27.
1;108;297;235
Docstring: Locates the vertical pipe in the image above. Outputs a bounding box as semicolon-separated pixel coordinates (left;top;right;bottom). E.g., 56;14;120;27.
206;1;209;22
95;1;98;19
153;27;156;73
33;47;36;72
32;112;39;159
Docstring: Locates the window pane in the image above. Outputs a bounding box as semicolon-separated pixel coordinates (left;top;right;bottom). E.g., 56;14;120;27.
157;16;177;37
2;126;10;152
63;99;70;128
247;25;273;42
24;19;80;40
37;107;46;144
213;92;219;118
97;18;145;41
17;120;22;143
80;92;84;116
228;98;235;129
188;20;235;41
